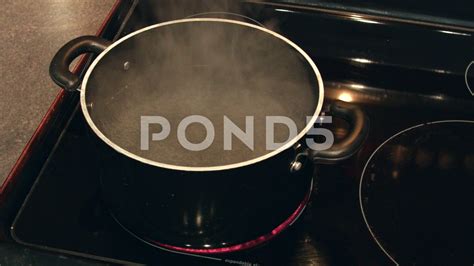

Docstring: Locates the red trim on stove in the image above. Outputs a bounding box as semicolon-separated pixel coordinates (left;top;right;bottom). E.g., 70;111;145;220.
148;187;312;254
0;0;122;198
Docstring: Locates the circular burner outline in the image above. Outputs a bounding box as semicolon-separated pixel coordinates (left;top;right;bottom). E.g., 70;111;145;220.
465;60;474;96
358;119;474;266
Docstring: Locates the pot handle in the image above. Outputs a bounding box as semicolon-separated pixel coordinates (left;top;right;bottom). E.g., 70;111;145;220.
308;101;369;163
49;36;111;92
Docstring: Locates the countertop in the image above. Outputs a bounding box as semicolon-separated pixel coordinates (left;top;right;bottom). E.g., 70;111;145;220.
0;0;115;187
0;1;115;265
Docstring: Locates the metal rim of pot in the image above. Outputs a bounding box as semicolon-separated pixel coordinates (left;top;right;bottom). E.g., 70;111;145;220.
78;18;325;172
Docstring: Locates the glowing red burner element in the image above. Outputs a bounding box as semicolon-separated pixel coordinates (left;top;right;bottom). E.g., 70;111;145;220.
148;185;312;254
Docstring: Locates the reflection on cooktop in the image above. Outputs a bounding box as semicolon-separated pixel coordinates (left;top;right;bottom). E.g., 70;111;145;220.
360;121;474;265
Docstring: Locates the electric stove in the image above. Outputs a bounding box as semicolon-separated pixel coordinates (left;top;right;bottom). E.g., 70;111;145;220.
2;0;473;265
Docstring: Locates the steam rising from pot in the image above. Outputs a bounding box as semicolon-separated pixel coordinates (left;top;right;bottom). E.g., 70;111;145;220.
84;1;321;167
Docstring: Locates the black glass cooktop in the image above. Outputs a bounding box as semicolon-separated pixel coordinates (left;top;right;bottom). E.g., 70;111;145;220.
7;0;474;265
361;121;474;265
11;90;474;265
277;0;474;28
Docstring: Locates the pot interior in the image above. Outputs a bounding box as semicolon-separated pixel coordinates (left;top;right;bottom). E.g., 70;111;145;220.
83;19;322;168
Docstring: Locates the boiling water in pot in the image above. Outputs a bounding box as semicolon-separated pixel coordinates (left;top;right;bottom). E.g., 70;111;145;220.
84;20;321;167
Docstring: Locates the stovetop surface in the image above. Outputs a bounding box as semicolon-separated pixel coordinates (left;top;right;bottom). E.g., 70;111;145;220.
8;0;474;265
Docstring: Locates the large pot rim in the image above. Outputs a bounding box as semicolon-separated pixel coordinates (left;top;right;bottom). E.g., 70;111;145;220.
80;18;324;172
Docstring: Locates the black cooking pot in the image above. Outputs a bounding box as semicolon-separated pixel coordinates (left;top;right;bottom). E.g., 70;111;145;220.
50;18;368;254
